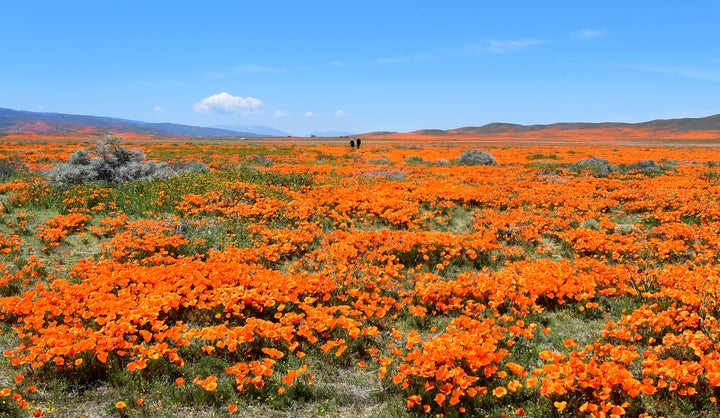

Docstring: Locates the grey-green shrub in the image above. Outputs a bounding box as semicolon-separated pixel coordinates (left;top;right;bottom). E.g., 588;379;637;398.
47;135;206;188
624;159;669;176
0;157;26;178
68;149;91;165
456;149;497;166
572;156;617;177
168;160;211;174
405;156;429;165
250;155;273;167
47;163;98;186
580;218;601;230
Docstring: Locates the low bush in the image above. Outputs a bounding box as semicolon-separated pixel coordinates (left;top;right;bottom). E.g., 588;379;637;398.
46;135;207;188
0;157;27;178
456;149;498;166
572;156;616;177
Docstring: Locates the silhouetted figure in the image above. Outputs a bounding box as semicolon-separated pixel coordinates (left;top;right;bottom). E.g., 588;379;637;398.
356;138;362;148
349;139;355;148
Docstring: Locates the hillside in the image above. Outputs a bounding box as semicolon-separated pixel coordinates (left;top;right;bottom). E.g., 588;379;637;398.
0;107;265;138
3;106;720;142
366;113;720;142
436;114;720;136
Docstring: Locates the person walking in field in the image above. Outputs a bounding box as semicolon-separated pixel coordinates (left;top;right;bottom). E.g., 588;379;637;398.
349;139;355;148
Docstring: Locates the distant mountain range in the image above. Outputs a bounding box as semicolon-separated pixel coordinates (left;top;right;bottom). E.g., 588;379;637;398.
2;106;720;140
0;107;274;137
411;114;720;136
213;125;290;137
309;130;356;137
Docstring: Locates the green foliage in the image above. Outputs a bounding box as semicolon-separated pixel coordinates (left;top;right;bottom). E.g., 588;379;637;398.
168;160;211;174
6;177;63;211
621;159;674;177
248;155;273;167
702;169;720;181
368;157;392;165
362;169;406;181
526;153;559;160
580;218;601;231
534;158;673;178
215;168;313;190
405;156;430;165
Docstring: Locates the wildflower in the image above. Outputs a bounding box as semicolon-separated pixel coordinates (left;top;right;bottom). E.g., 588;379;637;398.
492;387;507;398
193;375;218;391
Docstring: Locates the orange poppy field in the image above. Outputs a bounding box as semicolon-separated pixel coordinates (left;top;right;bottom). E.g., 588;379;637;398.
3;134;720;417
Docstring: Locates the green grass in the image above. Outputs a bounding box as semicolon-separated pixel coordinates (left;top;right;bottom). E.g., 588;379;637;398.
525;153;560;160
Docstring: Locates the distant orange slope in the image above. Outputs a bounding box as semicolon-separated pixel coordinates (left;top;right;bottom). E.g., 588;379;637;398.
361;114;720;143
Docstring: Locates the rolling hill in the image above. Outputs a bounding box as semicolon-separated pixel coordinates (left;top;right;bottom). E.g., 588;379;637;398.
2;106;720;141
0;107;268;137
213;125;290;137
414;114;720;136
397;114;720;142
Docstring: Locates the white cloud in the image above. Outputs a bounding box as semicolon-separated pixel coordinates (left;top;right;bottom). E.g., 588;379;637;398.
294;65;314;71
153;106;165;113
193;92;263;115
334;110;348;118
274;109;290;118
205;64;285;79
460;39;546;55
377;54;430;64
571;29;605;40
626;64;720;82
233;64;285;73
484;39;545;53
305;111;316;117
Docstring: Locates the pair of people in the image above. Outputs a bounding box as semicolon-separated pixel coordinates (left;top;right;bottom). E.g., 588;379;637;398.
349;138;362;148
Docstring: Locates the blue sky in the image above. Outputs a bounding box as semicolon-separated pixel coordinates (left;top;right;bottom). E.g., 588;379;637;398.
2;1;719;136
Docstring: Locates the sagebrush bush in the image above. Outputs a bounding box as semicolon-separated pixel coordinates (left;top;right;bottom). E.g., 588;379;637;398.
456;149;497;166
47;135;207;188
405;156;429;165
572;156;616;177
168;160;211;174
623;159;670;176
249;155;273;167
0;157;27;178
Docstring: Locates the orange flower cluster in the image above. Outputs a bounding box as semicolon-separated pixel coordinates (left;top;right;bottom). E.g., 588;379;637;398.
35;213;91;247
0;254;45;289
0;177;53;208
5;140;720;415
99;218;189;262
533;263;720;413
0;385;31;410
0;232;22;255
62;186;115;213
